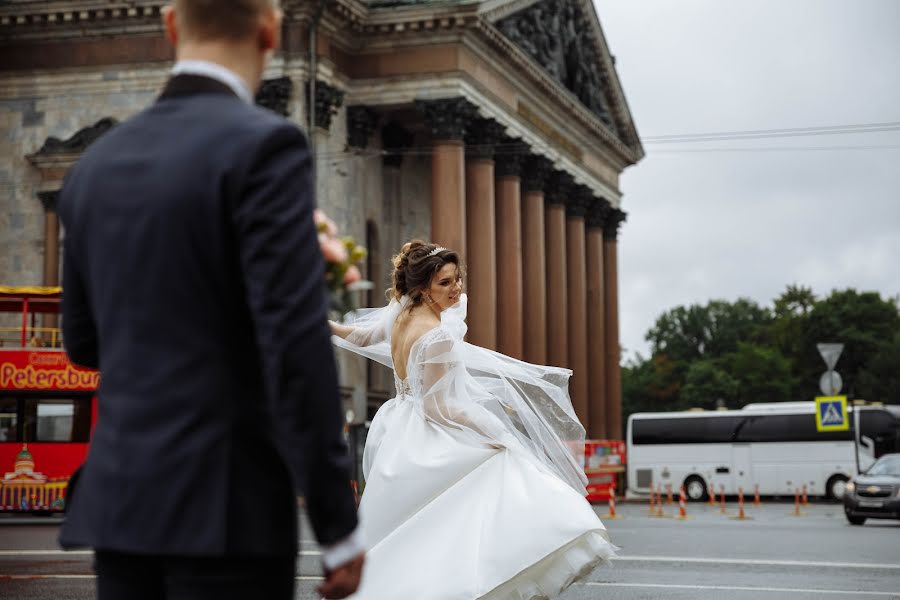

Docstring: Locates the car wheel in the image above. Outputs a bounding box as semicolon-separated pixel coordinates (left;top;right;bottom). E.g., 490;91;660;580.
684;476;707;502
846;513;866;526
827;475;849;500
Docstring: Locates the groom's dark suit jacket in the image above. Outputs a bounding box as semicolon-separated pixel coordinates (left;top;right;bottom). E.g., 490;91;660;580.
58;74;357;556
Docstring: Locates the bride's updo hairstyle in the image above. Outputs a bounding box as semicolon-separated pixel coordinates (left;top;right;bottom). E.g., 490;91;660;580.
390;240;460;305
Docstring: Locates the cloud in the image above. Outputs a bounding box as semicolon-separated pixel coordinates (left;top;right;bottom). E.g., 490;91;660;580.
595;0;900;358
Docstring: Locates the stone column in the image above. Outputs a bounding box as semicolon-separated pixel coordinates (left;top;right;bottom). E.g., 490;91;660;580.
417;98;476;259
464;119;504;350
494;141;526;359
565;187;590;428
544;172;572;369
38;191;60;337
604;209;627;439
521;156;552;365
586;199;610;439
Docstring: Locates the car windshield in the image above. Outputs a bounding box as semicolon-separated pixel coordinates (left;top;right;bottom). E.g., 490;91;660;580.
867;455;900;476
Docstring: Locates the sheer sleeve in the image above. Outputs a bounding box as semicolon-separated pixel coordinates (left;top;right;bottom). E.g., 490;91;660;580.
414;301;588;493
331;298;407;368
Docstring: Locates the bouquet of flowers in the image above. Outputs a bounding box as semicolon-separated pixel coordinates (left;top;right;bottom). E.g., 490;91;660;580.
315;209;370;317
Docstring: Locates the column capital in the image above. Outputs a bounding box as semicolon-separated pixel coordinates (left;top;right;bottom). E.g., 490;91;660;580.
564;185;592;218
255;77;292;116
416;97;477;142
586;197;612;229
603;208;628;240
347;105;378;149
522;155;553;193
381;121;414;168
464;118;506;160
545;171;574;205
305;80;345;131
495;138;528;177
37;190;59;213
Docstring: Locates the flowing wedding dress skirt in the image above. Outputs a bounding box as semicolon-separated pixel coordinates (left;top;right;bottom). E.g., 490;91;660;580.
333;295;615;599
349;394;615;600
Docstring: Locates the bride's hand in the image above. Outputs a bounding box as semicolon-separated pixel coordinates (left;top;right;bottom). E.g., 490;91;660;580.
329;320;355;339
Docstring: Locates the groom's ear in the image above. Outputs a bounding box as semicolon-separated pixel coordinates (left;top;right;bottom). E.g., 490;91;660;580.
162;5;179;47
257;6;282;53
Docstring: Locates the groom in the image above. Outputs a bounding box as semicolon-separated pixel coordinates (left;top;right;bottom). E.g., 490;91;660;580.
58;1;363;598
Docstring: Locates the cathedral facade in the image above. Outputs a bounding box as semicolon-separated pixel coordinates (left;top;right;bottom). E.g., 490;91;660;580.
0;0;642;438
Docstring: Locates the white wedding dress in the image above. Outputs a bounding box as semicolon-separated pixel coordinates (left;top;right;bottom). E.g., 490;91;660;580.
333;295;615;599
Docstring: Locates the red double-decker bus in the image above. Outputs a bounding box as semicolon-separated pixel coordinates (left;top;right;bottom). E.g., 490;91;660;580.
0;286;98;512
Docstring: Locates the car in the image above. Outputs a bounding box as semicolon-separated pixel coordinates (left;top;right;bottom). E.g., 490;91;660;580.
843;453;900;525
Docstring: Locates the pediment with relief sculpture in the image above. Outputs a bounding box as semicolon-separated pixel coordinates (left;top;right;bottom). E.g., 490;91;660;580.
486;0;641;152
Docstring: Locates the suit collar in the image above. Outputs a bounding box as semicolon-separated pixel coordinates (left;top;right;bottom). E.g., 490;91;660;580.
159;74;241;102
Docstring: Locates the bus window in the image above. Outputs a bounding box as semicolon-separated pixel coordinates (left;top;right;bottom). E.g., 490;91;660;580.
22;398;91;443
0;398;17;442
860;409;900;458
735;414;852;443
632;416;742;444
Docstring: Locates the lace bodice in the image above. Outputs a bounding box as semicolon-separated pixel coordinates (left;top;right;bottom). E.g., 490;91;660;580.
394;375;413;400
392;327;444;400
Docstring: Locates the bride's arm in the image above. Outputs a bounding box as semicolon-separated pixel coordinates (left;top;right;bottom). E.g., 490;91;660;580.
329;320;355;339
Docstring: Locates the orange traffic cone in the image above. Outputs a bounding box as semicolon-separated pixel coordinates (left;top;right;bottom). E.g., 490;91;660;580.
604;485;620;519
677;485;688;520
655;484;666;517
753;484;760;507
730;487;752;520
708;482;717;507
666;483;674;505
792;487;804;516
802;484;809;507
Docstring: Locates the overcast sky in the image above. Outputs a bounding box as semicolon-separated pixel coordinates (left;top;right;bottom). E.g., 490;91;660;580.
594;0;900;360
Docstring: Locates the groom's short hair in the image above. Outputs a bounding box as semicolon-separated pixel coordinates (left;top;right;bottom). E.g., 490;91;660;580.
176;0;279;41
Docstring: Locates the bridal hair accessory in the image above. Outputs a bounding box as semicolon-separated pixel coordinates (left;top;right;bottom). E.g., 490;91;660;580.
427;246;447;258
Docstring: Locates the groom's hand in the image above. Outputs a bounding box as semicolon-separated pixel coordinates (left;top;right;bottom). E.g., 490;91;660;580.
318;552;365;599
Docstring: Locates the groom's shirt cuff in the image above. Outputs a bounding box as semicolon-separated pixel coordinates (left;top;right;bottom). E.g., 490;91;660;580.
321;526;365;570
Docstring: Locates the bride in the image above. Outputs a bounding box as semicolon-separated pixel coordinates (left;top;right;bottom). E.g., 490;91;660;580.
329;240;615;599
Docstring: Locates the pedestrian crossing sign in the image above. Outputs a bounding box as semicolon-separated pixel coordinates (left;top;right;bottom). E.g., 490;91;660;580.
815;396;848;432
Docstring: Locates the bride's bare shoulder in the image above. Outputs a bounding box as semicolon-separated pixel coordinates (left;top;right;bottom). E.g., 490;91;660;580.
394;310;441;345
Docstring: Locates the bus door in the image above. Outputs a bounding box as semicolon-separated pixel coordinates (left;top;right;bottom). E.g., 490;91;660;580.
731;443;753;494
857;408;900;472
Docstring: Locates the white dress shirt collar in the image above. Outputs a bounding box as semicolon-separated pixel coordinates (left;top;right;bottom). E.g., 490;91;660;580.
170;60;254;105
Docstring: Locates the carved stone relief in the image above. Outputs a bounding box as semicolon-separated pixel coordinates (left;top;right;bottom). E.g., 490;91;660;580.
255;77;293;117
497;0;613;127
305;80;345;131
32;117;118;156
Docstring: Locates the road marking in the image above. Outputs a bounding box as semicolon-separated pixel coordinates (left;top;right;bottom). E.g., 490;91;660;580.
0;549;324;558
586;582;900;596
0;575;95;580
615;555;900;571
0;574;328;582
3;550;898;572
3;574;897;596
0;550;92;556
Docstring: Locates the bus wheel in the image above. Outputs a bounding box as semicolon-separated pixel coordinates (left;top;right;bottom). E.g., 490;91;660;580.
684;476;707;501
827;475;849;500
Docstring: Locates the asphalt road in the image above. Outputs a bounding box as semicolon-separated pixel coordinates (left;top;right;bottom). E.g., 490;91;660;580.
1;501;898;599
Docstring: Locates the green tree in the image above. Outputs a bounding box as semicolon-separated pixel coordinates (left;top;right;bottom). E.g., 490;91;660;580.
722;342;794;406
795;289;900;399
857;331;900;403
646;299;772;363
680;360;738;410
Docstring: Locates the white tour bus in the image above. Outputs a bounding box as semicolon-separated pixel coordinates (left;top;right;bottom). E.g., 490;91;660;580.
626;402;900;501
